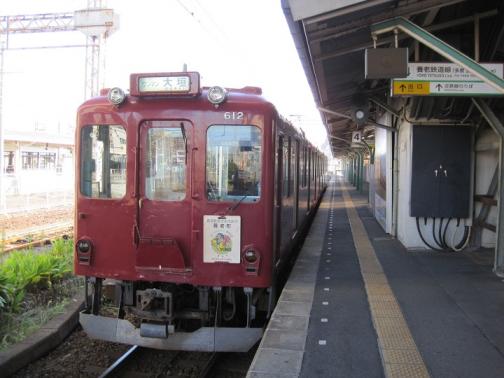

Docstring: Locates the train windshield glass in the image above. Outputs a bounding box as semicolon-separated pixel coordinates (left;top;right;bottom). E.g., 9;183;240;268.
206;125;261;202
80;125;127;199
145;127;186;201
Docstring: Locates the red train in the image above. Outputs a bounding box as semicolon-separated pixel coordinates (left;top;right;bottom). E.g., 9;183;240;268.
75;72;327;352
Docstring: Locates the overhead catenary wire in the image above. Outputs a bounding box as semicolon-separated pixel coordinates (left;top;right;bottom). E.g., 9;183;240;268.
175;0;227;46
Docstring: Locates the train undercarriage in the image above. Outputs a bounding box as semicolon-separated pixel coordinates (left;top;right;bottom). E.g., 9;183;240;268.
80;277;269;352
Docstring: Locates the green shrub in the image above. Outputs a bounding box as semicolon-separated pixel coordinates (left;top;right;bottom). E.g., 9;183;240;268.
0;238;74;313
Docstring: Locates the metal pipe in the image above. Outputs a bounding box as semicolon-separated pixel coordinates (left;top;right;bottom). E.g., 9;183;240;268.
474;14;480;62
367;118;397;132
370;97;401;118
392;115;401;237
5;44;90;50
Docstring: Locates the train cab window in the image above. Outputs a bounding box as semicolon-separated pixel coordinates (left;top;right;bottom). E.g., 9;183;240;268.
80;125;127;199
146;127;187;201
206;125;261;202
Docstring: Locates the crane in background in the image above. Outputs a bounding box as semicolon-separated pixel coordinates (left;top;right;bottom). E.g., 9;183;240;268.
0;0;118;210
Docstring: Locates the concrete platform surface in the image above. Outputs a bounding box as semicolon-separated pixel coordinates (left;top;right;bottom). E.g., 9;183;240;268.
248;180;504;378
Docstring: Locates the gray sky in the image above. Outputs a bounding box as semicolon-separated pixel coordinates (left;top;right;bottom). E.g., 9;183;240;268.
2;0;329;153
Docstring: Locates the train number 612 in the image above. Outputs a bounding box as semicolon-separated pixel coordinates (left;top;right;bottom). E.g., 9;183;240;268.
224;111;244;120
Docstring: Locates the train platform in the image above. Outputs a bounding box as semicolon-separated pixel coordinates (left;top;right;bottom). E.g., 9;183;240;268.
248;179;504;378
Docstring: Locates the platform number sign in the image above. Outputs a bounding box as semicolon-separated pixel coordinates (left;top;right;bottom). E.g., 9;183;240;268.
352;131;363;147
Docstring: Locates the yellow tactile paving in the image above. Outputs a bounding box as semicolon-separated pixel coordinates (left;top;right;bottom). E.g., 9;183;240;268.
382;348;427;365
369;300;403;317
385;363;431;378
341;187;431;378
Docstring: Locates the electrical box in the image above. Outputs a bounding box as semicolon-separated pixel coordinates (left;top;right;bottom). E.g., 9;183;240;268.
410;125;472;218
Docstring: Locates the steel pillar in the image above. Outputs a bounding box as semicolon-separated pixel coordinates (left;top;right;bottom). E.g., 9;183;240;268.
472;98;504;276
84;36;102;99
356;153;361;191
352;157;357;187
358;152;364;192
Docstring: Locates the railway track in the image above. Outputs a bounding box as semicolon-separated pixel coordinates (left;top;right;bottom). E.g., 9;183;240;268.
12;324;254;378
93;345;219;378
1;221;73;255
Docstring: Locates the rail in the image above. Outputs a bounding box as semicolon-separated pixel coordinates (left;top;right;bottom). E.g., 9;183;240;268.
97;346;218;378
1;221;73;255
98;345;140;378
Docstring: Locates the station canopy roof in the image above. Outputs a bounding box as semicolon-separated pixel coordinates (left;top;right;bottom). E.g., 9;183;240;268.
282;0;504;157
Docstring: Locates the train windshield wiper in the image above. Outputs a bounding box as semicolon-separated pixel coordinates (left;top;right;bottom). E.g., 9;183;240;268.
227;194;248;213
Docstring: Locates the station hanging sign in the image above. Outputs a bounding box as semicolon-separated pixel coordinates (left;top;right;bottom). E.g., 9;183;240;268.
391;63;504;97
351;131;363;148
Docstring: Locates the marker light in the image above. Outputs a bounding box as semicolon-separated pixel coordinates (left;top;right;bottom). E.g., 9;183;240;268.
108;87;126;105
207;86;227;105
77;239;91;253
76;239;93;265
244;249;258;263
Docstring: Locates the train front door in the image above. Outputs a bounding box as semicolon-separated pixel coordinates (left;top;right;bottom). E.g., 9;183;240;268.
136;120;193;273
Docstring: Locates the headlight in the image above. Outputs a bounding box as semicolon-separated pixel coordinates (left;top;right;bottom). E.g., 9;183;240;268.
207;86;227;105
76;239;93;265
244;249;258;263
77;239;92;253
108;87;126;105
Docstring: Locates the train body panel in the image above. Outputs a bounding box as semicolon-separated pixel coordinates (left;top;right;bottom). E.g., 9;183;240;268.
74;72;327;351
76;95;275;287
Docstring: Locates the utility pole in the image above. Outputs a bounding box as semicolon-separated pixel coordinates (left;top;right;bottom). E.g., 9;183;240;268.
0;3;118;211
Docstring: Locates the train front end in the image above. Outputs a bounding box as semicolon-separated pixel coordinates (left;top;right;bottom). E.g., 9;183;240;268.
75;72;275;351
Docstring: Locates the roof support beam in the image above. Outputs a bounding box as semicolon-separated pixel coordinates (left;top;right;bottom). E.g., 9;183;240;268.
371;17;504;94
318;106;352;120
370;97;401;118
314;10;498;61
306;0;464;29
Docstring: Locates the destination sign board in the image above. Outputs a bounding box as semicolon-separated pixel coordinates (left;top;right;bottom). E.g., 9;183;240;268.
391;63;504;96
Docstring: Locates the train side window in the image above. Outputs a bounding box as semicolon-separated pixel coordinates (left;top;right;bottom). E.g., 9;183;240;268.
302;146;307;188
291;139;297;192
80;125;127;199
282;137;289;198
145;127;187;201
206;125;262;202
312;151;315;182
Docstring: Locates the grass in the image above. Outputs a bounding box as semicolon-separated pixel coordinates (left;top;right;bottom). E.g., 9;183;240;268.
0;238;81;350
0;299;69;350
